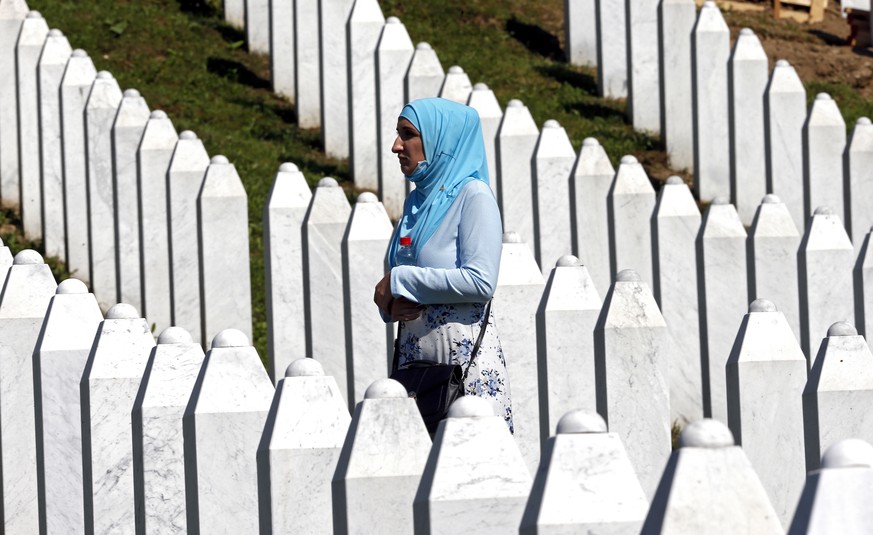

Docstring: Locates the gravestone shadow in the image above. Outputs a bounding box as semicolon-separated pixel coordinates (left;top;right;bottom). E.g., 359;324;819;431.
808;29;847;47
535;64;598;95
207;57;271;90
562;99;628;122
506;16;565;61
176;0;218;17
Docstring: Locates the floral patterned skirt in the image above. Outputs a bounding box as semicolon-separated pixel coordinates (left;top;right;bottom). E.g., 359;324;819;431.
396;302;513;433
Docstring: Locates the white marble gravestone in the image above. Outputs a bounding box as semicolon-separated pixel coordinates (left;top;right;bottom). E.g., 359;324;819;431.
60;49;97;280
520;411;648;534
798;206;855;359
0;239;12;278
347;0;385;191
857;227;873;338
692;1;731;202
198;156;252;346
245;0;269;53
257;358;351;535
594;269;671;499
168;130;209;345
0;250;56;533
659;0;696;171
33;279;102;534
321;0;354;158
533;119;575;276
80;304;155;534
467;83;502;200
748;194;802;341
497;100;539;250
536;256;602;435
295;0;320;128
0;0;28;209
627;0;660;133
608;155;655;289
572;137;614;295
263;163;311;381
495;232;546;474
765;59;807;232
641;419;782;534
376;17;414;219
415;396;532;533
224;0;243;27
846;117;873;249
303;177;352;398
183;329;273;535
804;94;846;225
269;0;293;99
564;0;596;67
438;65;472;104
113;89;150;312
729;29;768;226
788;439;873;533
596;0;627;98
38;29;72;260
131;327;205;534
16;11;48;239
332;378;431;535
342;192;393;405
698;198;748;422
726;299;807;527
405;42;444;102
653;177;702;424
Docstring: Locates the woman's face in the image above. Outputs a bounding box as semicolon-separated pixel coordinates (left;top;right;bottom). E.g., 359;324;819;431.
392;118;426;176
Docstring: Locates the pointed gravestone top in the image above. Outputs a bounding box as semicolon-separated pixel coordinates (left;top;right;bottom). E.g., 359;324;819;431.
157;326;194;344
555;409;607;434
364;377;408;399
285;357;324;377
211;328;249;348
57;278;88;294
679;418;735;448
105;303;139;319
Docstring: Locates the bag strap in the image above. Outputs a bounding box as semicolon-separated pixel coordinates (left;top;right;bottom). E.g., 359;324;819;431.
461;300;492;382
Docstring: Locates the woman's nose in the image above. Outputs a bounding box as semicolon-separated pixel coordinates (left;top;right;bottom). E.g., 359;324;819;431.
391;135;403;154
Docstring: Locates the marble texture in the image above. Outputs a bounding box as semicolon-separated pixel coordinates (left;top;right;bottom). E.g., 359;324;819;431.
168;130;209;346
0;240;13;278
263;163;311;381
347;0;384;191
798;208;855;359
0;251;57;533
139;111;178;335
257;359;351;535
659;0;696;171
223;0;243;28
729;29;769;226
642;419;782;533
692;1;731;202
376;17;414;219
607;155;655;289
495;232;546;474
61;50;97;281
198;156;252;345
564;0;597;67
593;269;671;499
533;120;575;276
405;42;444;102
536;262;603;443
0;0;27;209
497;100;539;251
765;60;807;232
33;279;103;535
295;0;320;128
342;193;393;405
438;65;472;104
466;83;502;201
320;0;354;158
520;411;647;534
572;138;614;296
303;178;352;402
653;177;702;425
748;195;801;341
85;72;123;308
183;330;274;535
16;12;48;239
245;0;269;54
113;89;150;313
332;379;431;534
846;117;873;250
38;30;72;260
626;0;660;133
80;306;156;534
726;299;807;528
595;0;627;98
414;396;532;534
131;327;205;534
857;228;873;339
269;0;293;100
697;199;747;422
803;94;846;225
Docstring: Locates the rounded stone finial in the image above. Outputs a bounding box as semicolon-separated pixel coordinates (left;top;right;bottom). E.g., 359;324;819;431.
179;130;198;140
739;28;753;36
507;99;523;108
814;206;835;216
210;155;230;165
556;410;607;434
357;192;378;203
211;328;250;348
447;396;495;418
703;0;717;7
556;255;580;267
620;155;638;165
503;231;523;244
473;82;489;91
123;89;140;98
616;269;641;282
106;303;139;319
318;177;339;188
97;71;113;80
582;137;599;147
149;110;168;120
448;65;464;74
26;10;43;18
816;93;832;101
158;326;193;344
749;298;777;313
278;162;298;173
762;193;781;204
821;438;873;469
416;42;432;50
48;29;63;37
56;278;88;294
711;196;729;205
364;378;408;399
543;119;560;128
776;59;790;68
386;16;400;24
13;249;43;265
666;176;684;185
285;358;325;377
680;419;735;448
72;49;88;58
828;321;857;337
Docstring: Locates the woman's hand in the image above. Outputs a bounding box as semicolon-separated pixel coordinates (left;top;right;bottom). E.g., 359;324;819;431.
390;297;424;322
374;272;394;313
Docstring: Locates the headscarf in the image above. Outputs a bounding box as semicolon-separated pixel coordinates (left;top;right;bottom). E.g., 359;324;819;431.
387;98;490;267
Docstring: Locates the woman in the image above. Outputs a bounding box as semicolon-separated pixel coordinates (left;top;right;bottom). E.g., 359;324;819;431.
373;97;512;432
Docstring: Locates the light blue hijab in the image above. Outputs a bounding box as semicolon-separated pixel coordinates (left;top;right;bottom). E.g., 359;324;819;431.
387;98;490;267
